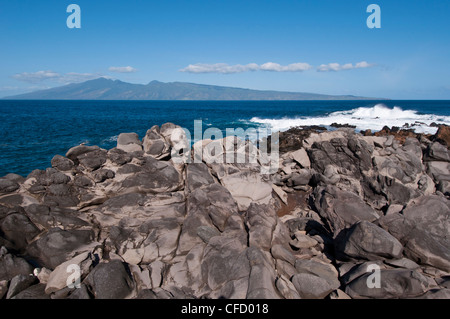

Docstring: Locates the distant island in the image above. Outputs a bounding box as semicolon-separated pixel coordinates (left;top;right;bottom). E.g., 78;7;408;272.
4;78;385;100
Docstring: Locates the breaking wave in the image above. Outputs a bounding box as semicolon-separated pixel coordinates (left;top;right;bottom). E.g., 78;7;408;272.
248;104;450;135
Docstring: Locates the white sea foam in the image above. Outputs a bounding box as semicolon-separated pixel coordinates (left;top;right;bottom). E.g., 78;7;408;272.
102;135;119;143
248;104;450;135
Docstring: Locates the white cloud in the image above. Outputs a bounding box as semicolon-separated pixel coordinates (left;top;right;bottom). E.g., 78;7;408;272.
180;62;312;74
317;61;375;72
180;63;259;74
260;62;312;72
12;70;60;83
108;66;137;73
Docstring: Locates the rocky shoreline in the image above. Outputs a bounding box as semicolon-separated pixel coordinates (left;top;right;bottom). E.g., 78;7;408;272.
0;123;449;299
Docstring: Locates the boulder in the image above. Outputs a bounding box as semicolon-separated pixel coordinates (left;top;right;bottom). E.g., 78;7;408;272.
0;178;20;194
92;169;115;183
246;247;280;299
425;142;450;162
1;213;40;251
246;204;277;251
51;155;74;171
117;133;143;153
27;228;95;269
6;274;37;299
345;269;433;299
0;253;34;281
45;252;92;294
294;259;340;289
308;136;372;178
66;145;100;162
379;197;450;272
77;149;107;171
314;185;379;235
185;163;215;193
120;157;182;193
289;148;311;168
142;125;171;159
107;148;132;166
86;260;135;299
216;169;273;211
201;236;250;298
292;273;336;299
11;283;50;299
336;221;403;261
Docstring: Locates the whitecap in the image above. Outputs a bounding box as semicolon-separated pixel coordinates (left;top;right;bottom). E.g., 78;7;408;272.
248;104;450;135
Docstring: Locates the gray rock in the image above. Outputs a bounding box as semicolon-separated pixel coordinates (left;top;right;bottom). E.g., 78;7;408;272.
292;273;336;299
379;195;450;272
384;258;420;269
0;280;7;299
86;260;135;299
77;149;107;171
246;204;277;251
197;226;221;243
92;169;115;183
117;132;141;146
27;228;95;269
294;259;340;290
107;148;132;166
0;253;34;281
290;232;318;249
314;185;380;235
413;288;450;299
51;155;74;171
11;283;50;299
402;195;450;239
374;148;423;185
67;284;91;299
66;145;100;162
143;126;171;159
45;252;92;294
178;183;238;254
271;244;295;266
337;221;403;261
0;178;19;193
246;247;280;299
288;170;311;187
308;136;372;178
43;184;80;207
117;132;143;153
1;213;40;251
289;148;311;168
186;163;215;193
121;157;182;193
24;205;88;230
2;173;25;184
73;175;94;188
201;236;249;296
345;269;432;299
425;142;450;162
6;274;37;299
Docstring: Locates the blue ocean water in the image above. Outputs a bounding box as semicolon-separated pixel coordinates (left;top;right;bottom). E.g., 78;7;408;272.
0;100;449;177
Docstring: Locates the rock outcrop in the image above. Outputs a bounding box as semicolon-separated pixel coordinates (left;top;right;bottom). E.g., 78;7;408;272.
0;123;449;299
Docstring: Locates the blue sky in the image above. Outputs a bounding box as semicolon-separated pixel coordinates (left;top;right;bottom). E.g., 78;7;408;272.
0;0;449;99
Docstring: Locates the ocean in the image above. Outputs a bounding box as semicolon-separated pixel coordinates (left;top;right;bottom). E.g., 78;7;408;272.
1;100;449;177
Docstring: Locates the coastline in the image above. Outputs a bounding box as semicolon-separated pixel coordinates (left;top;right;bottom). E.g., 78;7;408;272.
0;123;449;299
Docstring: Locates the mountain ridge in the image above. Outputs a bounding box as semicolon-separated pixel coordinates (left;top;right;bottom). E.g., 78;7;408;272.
4;78;386;100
